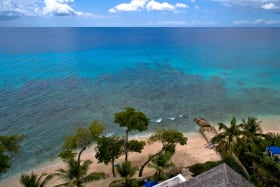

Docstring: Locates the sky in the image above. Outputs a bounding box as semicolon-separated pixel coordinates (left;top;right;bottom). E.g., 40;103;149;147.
0;0;280;26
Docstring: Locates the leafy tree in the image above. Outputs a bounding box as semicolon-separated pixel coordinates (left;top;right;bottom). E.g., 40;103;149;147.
95;136;123;177
0;134;25;175
60;120;104;162
54;158;106;187
20;172;53;187
114;107;149;162
127;140;146;154
138;128;187;177
148;152;174;180
116;161;137;186
56;120;106;187
211;117;250;179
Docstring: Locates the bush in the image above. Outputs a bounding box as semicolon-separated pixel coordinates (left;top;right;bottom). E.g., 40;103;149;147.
189;161;222;176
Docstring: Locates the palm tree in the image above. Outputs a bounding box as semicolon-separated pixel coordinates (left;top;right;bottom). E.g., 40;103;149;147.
148;152;175;180
54;158;106;187
116;161;137;186
265;132;280;146
20;172;53;187
251;155;280;186
211;117;250;179
240;116;264;143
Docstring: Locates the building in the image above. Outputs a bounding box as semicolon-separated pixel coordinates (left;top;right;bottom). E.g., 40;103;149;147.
177;163;255;187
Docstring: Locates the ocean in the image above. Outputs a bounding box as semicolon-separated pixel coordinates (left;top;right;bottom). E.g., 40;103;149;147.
0;27;280;177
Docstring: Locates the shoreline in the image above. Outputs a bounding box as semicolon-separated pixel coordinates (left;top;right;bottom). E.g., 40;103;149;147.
1;115;280;186
0;132;221;187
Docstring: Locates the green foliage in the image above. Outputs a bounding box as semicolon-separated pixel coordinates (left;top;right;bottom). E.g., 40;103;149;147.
138;128;187;177
20;172;53;187
116;161;138;187
56;121;106;187
114;107;149;132
55;158;106;187
127;140;146;153
95;136;123;177
265;132;280;146
114;108;149;162
212;116;280;185
117;161;137;179
189;161;222;176
95;136;123;165
59;150;75;161
148;128;187;153
148;152;174;180
109;178;139;187
63;120;104;152
211;117;253;179
0;134;25;175
211;117;242;154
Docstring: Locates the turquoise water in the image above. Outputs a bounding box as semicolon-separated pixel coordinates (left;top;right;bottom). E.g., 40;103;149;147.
1;27;280;177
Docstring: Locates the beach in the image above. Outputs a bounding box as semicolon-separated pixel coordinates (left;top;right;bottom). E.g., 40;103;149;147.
1;116;279;187
0;132;221;187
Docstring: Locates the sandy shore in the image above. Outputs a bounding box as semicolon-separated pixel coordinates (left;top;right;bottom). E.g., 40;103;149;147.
1;116;279;187
0;132;221;187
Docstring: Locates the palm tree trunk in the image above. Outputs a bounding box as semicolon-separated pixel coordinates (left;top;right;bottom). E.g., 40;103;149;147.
111;160;116;177
232;153;250;179
77;147;86;187
138;150;163;177
78;147;86;166
124;130;128;162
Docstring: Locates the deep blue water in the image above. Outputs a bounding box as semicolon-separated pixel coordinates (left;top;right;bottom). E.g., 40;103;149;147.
1;27;280;177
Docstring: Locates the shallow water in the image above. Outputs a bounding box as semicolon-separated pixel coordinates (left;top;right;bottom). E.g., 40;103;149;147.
0;27;280;177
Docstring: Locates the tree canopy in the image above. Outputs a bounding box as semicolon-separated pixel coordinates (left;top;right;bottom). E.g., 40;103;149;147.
0;134;24;175
56;121;106;187
139;128;187;177
114;107;149;132
60;120;104;161
95;136;123;177
114;107;149;162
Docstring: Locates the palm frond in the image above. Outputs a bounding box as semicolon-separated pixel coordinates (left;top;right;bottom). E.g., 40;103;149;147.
81;172;106;183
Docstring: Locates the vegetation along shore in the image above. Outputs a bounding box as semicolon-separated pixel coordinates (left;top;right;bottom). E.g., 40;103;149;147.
1;107;280;186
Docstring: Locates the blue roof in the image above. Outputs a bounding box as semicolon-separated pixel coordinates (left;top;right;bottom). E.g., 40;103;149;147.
144;181;158;187
266;146;280;155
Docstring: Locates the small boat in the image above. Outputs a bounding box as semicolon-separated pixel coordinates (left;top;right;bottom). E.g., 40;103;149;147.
194;117;218;144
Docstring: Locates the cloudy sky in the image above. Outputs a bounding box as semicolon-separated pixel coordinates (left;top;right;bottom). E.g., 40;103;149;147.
1;0;280;26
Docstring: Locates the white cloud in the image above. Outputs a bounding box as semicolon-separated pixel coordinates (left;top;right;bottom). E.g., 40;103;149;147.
109;0;148;13
190;0;196;2
146;0;175;11
0;0;40;18
176;3;188;8
266;20;280;24
43;0;91;16
109;0;188;13
0;0;91;19
233;20;251;25
213;0;280;10
195;5;199;10
156;20;186;25
43;0;74;16
234;18;280;25
261;2;278;9
254;18;265;24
